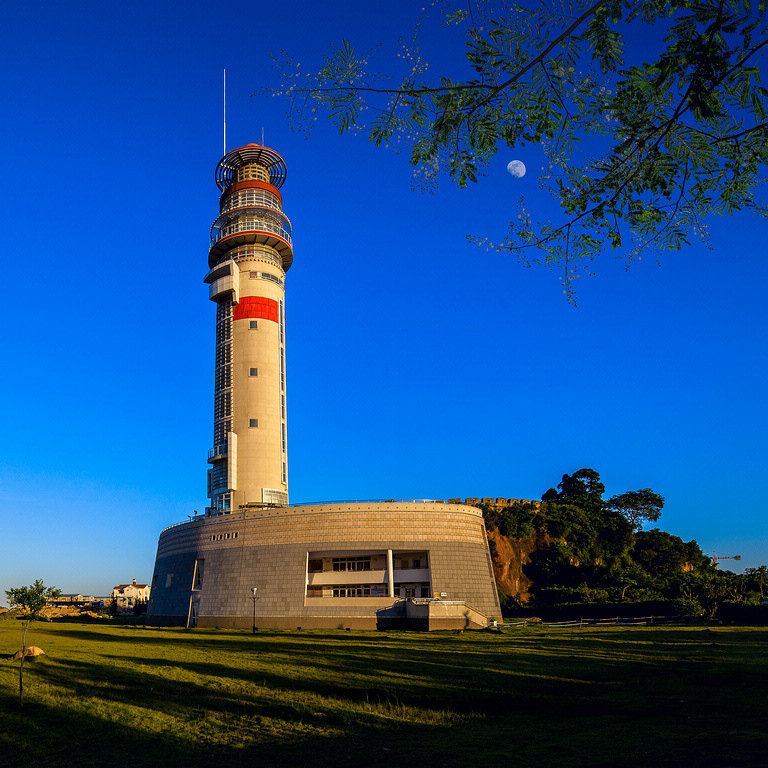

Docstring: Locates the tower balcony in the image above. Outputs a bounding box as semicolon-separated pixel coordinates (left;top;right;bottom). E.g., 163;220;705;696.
221;189;283;216
213;219;291;246
208;444;228;462
211;206;292;242
208;229;293;271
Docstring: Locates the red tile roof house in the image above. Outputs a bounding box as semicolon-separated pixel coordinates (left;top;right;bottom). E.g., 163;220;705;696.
111;579;151;614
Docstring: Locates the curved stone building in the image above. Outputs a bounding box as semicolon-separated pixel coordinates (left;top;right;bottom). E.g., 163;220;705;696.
146;143;500;630
147;502;500;629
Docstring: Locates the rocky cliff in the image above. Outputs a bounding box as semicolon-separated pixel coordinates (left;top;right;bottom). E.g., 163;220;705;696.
487;527;557;603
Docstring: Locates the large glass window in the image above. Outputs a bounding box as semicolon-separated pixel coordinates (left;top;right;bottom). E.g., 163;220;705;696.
211;463;228;490
332;585;372;597
332;557;371;572
223;188;282;213
193;560;204;590
213;300;233;451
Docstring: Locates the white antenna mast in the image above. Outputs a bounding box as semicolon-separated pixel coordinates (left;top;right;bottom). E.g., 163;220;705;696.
262;127;265;146
223;69;227;155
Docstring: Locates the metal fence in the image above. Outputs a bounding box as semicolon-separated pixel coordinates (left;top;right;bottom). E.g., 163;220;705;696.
502;615;678;628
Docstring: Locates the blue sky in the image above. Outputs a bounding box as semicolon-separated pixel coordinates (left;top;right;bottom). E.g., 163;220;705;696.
1;1;766;601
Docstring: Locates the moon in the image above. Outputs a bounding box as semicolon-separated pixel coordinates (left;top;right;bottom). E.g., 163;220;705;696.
507;160;526;178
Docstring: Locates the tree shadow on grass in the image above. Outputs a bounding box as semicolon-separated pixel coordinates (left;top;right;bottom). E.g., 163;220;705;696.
36;627;644;714
29;624;768;718
29;648;605;723
3;625;767;768
2;649;542;768
0;688;502;768
3;657;768;768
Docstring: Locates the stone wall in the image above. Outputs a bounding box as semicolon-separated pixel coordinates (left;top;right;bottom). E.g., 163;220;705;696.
147;502;500;630
447;497;542;509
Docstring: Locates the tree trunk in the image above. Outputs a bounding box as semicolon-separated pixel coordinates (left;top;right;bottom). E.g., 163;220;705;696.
19;617;29;708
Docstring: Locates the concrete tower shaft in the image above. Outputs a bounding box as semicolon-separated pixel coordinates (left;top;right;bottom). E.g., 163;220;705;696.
204;144;292;513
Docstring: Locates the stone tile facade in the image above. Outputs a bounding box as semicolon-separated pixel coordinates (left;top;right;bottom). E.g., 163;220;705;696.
146;502;500;630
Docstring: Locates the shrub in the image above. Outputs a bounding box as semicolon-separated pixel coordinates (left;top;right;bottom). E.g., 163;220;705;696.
671;598;704;617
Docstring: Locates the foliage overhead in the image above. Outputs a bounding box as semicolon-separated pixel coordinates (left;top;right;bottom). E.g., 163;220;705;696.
269;0;768;301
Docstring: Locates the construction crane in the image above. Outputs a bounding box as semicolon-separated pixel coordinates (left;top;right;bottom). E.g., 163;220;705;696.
712;552;742;569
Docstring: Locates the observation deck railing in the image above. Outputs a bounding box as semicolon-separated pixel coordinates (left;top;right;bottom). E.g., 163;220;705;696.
290;498;447;506
159;499;476;534
208;444;228;461
212;218;292;246
221;192;282;215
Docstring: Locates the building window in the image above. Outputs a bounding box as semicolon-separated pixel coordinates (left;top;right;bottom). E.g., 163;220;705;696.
211;462;228;492
193;560;204;590
332;585;372;597
165;573;174;588
308;559;323;573
332;557;371;572
249;419;258;428
249;320;258;330
151;575;158;588
237;163;269;183
212;492;231;510
249;368;258;377
413;559;421;569
247;270;283;287
229;245;281;269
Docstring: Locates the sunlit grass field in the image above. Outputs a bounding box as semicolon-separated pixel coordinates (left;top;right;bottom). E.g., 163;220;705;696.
1;620;766;767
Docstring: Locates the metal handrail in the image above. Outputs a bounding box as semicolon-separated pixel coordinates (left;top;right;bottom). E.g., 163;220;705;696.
222;191;282;215
289;498;444;506
158;498;470;535
212;218;292;245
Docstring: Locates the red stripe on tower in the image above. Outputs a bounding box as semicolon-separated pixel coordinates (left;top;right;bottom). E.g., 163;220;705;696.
233;296;279;322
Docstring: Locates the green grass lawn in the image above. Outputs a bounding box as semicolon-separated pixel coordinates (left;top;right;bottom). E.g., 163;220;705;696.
1;619;766;767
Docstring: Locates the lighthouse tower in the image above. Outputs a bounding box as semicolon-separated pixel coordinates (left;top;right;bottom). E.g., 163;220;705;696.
147;143;501;630
204;144;292;513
